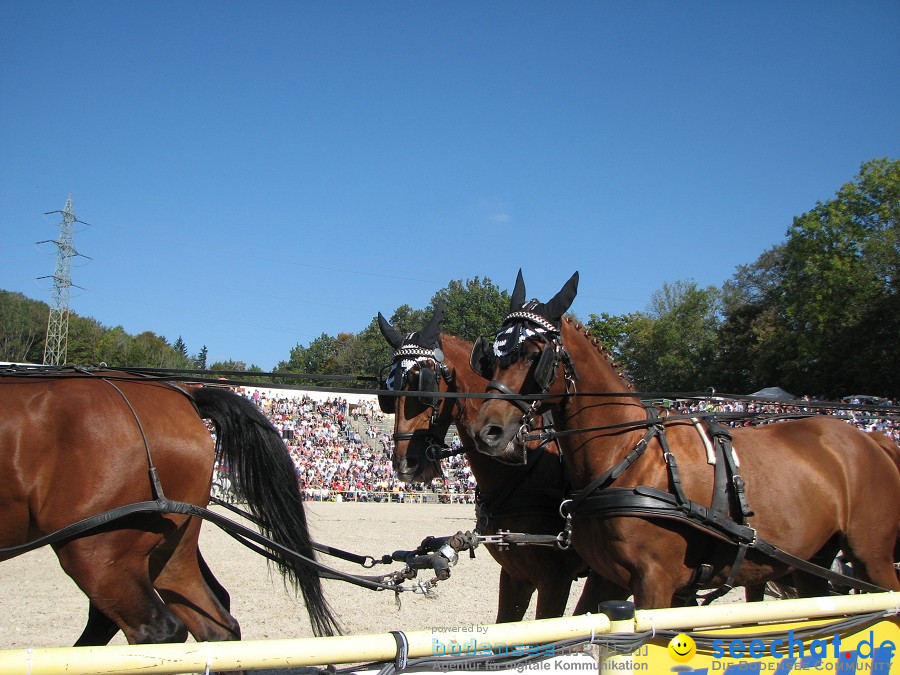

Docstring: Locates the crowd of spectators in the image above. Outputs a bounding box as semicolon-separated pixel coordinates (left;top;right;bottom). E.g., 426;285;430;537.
672;395;898;442
210;387;897;504
225;388;475;503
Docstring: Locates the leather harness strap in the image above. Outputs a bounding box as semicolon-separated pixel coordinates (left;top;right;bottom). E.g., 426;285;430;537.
564;410;887;598
474;444;562;533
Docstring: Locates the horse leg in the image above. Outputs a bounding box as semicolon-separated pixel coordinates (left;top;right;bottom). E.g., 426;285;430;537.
629;564;684;609
792;570;833;597
839;543;900;592
572;573;630;615
789;537;844;597
153;520;240;642
56;531;189;644
495;569;536;622
74;602;121;647
198;550;232;613
73;547;231;647
744;585;765;602
836;448;900;592
533;575;574;620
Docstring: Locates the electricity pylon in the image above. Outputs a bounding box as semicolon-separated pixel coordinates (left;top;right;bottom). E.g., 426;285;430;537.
36;195;89;365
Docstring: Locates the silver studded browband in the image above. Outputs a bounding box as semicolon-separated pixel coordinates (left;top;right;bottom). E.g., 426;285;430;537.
503;311;559;334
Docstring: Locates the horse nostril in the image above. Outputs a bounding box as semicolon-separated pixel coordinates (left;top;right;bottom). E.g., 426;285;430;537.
479;424;505;448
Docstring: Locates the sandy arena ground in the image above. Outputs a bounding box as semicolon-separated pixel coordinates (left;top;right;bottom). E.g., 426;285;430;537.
0;502;743;650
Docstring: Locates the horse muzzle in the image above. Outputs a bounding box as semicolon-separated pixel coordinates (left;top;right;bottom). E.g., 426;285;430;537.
475;422;523;460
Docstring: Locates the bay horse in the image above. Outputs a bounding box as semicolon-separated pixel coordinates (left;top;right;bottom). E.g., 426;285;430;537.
376;307;623;621
0;367;338;645
470;271;900;608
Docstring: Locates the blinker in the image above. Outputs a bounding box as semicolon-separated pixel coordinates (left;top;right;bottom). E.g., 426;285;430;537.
378;360;442;414
378;361;402;414
469;337;496;379
377;393;395;415
534;345;557;391
417;367;439;408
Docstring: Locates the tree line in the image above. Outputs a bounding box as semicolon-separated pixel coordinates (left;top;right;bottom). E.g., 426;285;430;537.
2;158;896;398
590;157;897;399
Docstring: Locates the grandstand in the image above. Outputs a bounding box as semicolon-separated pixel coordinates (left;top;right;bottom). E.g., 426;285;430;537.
228;387;476;504
213;384;896;506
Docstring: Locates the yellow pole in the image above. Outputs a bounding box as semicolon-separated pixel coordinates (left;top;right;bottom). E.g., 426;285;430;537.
635;591;900;632
0;613;611;675
3;592;897;675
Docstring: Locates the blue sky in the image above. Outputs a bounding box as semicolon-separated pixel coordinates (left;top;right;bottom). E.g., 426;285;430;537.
2;2;897;370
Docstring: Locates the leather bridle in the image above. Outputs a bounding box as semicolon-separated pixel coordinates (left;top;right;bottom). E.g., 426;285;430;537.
384;345;466;466
486;310;578;449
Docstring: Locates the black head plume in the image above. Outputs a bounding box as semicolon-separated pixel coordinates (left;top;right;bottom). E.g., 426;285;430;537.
509;269;526;310
505;271;579;326
417;303;444;349
543;271;579;322
377;312;404;349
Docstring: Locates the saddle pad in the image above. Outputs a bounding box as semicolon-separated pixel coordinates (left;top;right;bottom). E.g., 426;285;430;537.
692;417;740;467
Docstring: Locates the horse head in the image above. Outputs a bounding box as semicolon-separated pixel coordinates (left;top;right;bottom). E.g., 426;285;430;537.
376;305;457;483
470;270;579;462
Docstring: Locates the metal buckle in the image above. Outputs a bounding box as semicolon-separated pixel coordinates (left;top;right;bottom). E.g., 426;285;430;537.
556;515;573;550
515;421;531;446
747;527;757;546
556;499;574;550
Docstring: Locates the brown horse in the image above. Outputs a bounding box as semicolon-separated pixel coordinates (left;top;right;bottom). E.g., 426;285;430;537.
471;271;900;608
376;307;622;621
0;368;338;645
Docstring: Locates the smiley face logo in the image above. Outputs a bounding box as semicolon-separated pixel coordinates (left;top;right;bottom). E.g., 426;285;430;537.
667;633;696;663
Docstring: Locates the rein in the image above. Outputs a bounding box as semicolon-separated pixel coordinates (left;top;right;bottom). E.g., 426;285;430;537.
0;494;477;594
0;366;474;595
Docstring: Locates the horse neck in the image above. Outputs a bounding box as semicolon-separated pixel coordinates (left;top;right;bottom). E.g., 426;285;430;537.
558;318;647;488
441;334;538;493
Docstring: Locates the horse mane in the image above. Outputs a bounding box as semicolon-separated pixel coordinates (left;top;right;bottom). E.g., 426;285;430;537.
563;315;636;392
440;332;481;398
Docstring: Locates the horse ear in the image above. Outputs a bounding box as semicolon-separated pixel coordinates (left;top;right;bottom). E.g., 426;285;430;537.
510;269;526;310
377;312;404;349
544;271;579;321
420;303;444;348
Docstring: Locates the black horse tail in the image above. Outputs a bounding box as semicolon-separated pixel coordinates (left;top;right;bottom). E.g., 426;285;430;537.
190;386;339;636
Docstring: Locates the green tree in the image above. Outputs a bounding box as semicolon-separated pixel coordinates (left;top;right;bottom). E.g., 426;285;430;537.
385;304;430;335
96;326;132;366
127;331;178;368
275;333;341;385
586;311;641;363
271;277;510;390
718;158;899;397
780;158;898;395
430;277;509;341
67;315;107;365
331;321;394;385
619;281;722;391
0;290;47;362
195;345;208;370
211;360;248;372
173;336;188;359
712;247;792;392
